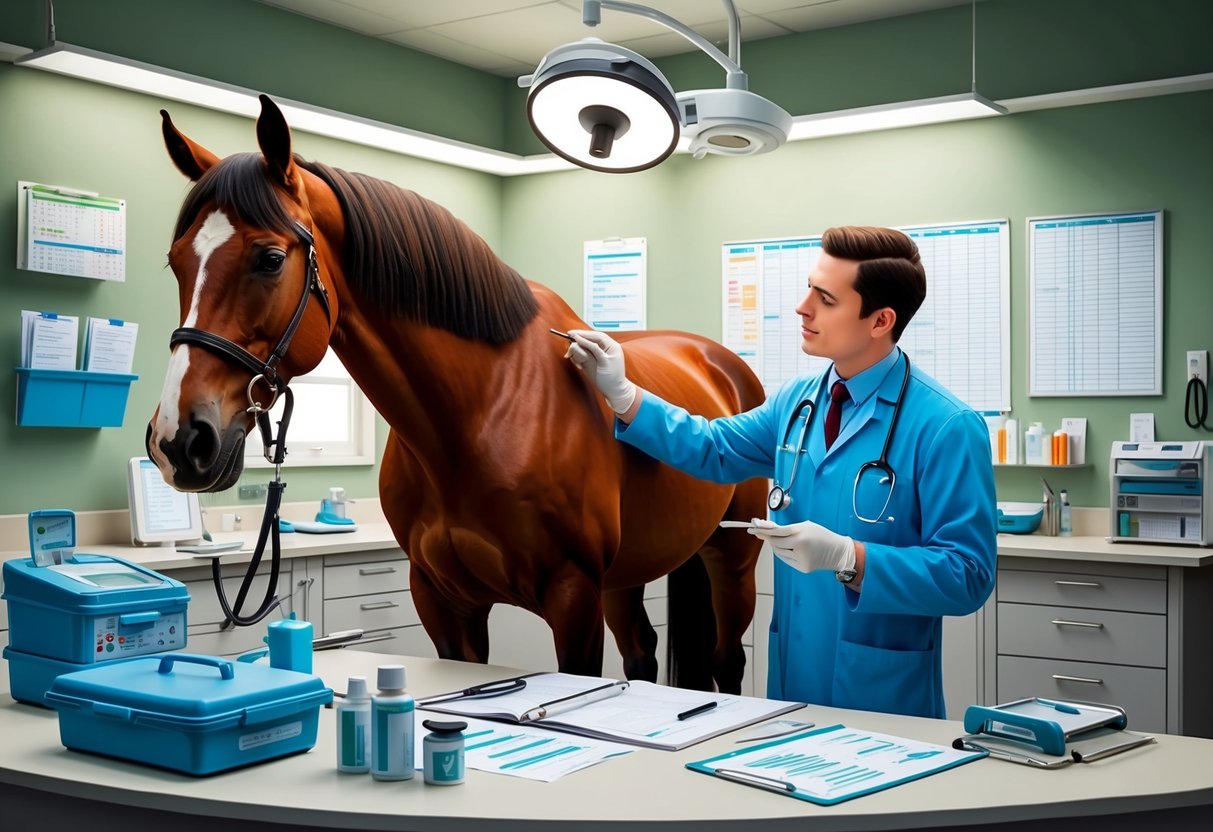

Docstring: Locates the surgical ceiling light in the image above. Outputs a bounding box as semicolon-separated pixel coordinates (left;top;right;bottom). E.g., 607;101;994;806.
519;0;793;173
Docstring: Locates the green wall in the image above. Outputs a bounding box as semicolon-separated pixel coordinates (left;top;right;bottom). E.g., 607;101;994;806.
1;0;1212;516
501;91;1213;507
0;65;503;514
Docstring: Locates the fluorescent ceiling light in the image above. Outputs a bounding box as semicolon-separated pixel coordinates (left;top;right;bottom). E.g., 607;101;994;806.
16;43;574;176
788;92;1007;141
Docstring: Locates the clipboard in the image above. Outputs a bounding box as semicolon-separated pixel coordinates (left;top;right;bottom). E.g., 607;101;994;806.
686;724;986;805
962;698;1128;757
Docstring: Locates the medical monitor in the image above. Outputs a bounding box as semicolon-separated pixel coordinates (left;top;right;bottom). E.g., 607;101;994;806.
127;457;203;545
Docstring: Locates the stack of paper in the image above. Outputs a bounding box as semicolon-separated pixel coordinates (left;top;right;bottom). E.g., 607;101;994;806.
20;310;79;370
82;317;138;373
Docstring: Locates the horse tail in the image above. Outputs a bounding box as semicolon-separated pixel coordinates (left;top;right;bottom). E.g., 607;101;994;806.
665;552;716;691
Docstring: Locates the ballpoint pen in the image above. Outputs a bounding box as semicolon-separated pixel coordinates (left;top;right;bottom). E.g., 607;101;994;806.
521;680;628;722
549;328;575;341
677;701;718;721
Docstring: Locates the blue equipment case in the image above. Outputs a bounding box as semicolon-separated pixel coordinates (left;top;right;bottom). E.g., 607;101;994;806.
45;653;332;775
2;553;190;705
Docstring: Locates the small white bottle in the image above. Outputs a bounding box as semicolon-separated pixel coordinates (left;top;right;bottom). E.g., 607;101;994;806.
371;665;416;780
1059;490;1073;537
1025;423;1043;465
336;676;371;773
1004;418;1020;464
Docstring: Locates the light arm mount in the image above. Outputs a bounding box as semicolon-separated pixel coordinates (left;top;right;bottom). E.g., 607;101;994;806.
583;0;748;90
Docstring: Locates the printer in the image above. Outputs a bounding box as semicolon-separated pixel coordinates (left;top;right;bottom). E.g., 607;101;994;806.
1110;441;1212;546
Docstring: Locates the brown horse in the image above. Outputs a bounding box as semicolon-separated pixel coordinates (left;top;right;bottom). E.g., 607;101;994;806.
147;95;766;692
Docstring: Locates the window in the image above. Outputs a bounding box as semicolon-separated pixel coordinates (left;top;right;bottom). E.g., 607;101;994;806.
244;349;377;468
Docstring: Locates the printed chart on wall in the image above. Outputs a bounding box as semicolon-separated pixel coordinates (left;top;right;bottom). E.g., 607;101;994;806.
723;220;1010;413
16;182;126;281
1028;210;1162;396
584;237;646;331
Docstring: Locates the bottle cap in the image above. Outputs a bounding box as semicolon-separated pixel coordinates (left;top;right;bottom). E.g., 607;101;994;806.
330;486;345;501
346;676;370;701
377;664;406;691
423;719;467;736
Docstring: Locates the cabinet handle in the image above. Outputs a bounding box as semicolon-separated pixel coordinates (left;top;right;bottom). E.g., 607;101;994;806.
359;566;397;576
1052;673;1105;685
360;600;399;611
357;632;396;644
1054;580;1101;588
1051;618;1104;629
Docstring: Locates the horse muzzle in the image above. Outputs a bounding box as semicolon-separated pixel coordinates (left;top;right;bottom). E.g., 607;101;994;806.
147;408;248;492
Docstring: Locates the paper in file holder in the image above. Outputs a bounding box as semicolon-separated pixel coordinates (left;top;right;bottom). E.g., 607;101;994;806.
955;697;1153;767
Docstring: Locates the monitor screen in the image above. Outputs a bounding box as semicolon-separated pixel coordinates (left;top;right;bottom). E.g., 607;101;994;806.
127;457;203;545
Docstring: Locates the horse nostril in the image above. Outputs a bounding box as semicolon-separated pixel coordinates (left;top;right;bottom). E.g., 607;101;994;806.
183;414;221;474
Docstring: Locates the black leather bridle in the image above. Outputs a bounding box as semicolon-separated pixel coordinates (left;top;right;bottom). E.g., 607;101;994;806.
169;220;332;627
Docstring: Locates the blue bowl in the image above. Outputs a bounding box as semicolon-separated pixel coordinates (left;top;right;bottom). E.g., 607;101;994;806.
996;501;1044;534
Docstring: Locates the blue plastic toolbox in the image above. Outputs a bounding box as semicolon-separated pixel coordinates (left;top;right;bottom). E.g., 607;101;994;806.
44;653;333;775
3;554;190;664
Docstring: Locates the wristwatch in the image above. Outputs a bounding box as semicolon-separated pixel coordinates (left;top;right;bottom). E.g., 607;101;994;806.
835;569;858;585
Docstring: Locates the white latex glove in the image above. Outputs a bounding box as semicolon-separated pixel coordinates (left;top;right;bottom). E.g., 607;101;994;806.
564;329;637;415
748;518;857;575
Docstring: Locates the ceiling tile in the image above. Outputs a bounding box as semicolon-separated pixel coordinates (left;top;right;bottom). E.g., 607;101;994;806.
617;14;793;60
256;0;407;36
342;0;560;30
756;0;969;33
384;28;526;73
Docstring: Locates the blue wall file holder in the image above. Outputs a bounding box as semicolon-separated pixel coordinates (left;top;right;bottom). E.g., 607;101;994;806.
15;368;138;428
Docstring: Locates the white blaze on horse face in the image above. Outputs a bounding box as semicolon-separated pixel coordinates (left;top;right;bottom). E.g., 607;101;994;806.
156;210;236;445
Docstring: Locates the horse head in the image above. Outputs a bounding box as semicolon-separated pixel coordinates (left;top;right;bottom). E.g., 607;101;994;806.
148;96;339;491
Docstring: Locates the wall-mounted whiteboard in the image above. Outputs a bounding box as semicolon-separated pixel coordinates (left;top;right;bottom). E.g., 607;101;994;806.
584;237;646;331
16;181;126;281
1028;210;1162;397
723;219;1011;413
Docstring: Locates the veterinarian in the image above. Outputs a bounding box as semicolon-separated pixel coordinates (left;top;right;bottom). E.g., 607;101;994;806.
564;225;996;719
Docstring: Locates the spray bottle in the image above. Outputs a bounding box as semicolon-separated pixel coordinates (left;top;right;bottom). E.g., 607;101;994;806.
371;664;415;780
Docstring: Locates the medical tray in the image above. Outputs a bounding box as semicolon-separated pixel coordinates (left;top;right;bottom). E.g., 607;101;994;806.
44;653;333;775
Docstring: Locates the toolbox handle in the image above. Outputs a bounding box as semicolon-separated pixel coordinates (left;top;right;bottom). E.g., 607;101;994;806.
119;611;161;626
158;653;235;680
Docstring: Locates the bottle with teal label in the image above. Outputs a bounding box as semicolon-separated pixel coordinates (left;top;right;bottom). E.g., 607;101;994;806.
422;719;467;785
336;675;371;773
371;664;415;780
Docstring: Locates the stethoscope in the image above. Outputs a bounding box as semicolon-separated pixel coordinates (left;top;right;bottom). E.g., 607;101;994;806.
767;351;912;524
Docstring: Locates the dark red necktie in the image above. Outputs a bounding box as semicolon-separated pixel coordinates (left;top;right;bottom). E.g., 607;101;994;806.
824;380;850;450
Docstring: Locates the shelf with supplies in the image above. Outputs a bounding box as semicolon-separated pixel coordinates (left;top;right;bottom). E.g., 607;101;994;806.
14;368;138;428
993;463;1091;469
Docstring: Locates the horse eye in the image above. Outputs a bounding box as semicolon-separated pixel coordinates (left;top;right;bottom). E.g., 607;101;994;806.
254;250;286;274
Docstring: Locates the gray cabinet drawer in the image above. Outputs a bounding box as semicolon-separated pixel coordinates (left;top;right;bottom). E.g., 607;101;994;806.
998;569;1165;614
186;624;270;658
997;655;1166;734
186;567;292;626
324;559;408;599
324;591;418;633
355;624;439;658
998;603;1165;668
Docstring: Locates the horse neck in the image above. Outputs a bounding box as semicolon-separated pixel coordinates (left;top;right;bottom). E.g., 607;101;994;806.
329;304;521;464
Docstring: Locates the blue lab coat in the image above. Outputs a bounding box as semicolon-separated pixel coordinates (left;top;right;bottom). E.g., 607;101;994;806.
617;347;996;718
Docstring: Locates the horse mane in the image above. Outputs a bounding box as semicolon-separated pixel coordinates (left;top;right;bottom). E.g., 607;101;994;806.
172;152;538;344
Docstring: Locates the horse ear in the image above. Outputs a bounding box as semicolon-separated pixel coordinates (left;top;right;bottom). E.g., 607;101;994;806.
256;94;297;187
161;110;219;181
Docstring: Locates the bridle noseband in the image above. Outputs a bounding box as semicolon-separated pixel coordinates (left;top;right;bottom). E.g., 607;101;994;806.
168;220;332;627
170;220;331;465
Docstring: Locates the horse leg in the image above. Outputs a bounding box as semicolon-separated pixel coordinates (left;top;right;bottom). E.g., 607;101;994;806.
541;561;606;677
410;565;491;663
603;586;658;683
693;531;756;693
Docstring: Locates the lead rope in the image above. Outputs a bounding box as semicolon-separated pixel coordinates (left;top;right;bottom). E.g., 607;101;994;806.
215;384;294;628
